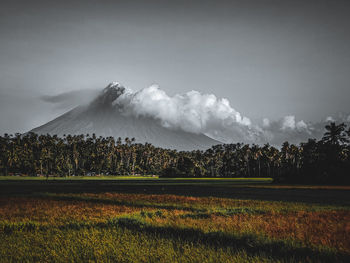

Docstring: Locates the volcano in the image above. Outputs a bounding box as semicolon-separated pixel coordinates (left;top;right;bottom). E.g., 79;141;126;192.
30;82;221;151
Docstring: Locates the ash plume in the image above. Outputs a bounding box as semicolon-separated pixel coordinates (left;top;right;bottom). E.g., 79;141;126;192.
112;83;260;144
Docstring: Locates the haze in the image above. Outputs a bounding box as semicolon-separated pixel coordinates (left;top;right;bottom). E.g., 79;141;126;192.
1;0;350;135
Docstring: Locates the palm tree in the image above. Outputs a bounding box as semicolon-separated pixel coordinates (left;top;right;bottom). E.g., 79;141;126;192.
346;127;350;142
251;144;262;177
322;122;348;145
0;134;11;176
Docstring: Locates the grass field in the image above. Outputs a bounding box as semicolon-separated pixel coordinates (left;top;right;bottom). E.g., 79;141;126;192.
0;178;349;262
0;175;272;182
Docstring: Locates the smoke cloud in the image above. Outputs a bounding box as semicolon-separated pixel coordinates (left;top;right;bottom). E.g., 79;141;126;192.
41;89;99;110
112;84;350;146
113;84;263;143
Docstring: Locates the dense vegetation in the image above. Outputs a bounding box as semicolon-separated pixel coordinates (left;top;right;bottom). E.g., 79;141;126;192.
1;191;349;262
1;122;350;183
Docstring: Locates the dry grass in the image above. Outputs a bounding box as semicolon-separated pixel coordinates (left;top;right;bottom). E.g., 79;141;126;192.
0;192;349;262
142;210;350;252
0;197;144;224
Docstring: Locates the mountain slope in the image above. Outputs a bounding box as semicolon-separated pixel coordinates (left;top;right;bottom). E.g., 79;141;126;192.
30;83;221;151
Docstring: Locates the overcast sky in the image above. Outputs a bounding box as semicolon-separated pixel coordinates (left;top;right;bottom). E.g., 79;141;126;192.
1;0;350;134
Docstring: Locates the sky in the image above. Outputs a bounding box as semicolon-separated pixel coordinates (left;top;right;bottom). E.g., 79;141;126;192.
1;0;350;135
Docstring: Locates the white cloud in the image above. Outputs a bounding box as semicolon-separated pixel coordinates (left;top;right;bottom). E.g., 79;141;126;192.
109;84;350;146
326;116;335;122
296;120;308;131
262;118;270;127
114;84;257;143
281;115;296;130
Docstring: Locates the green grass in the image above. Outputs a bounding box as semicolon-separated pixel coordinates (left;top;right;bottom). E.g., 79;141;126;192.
0;226;285;263
0;175;158;180
1;215;347;263
0;175;272;182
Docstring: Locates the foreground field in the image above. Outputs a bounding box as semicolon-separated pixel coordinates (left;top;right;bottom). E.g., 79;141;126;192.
0;180;349;262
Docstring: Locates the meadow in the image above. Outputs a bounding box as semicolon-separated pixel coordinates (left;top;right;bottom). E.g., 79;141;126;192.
0;178;349;262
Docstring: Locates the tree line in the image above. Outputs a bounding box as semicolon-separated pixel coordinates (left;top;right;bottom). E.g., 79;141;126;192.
1;122;350;184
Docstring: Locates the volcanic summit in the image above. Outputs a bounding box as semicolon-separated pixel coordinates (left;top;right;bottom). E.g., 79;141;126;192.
30;82;221;151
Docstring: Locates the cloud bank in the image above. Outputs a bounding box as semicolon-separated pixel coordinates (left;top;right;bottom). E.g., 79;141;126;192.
115;84;350;145
113;84;264;144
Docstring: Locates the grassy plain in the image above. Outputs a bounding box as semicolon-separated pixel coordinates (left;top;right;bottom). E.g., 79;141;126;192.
0;176;272;182
0;178;349;262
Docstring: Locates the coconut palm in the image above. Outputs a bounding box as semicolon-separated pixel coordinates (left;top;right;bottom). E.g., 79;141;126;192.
322;122;348;145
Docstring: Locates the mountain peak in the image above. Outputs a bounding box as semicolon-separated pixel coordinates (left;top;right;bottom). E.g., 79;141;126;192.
30;81;221;150
105;81;122;90
92;82;126;106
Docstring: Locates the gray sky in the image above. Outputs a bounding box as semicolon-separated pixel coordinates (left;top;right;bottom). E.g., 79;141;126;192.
1;0;350;134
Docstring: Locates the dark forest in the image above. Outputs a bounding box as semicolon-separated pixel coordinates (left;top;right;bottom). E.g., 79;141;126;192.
1;122;349;184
